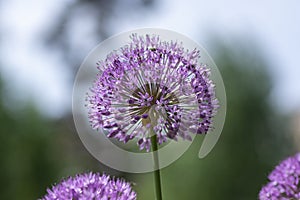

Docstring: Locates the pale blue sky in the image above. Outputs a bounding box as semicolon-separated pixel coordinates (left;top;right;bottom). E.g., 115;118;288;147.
1;0;300;117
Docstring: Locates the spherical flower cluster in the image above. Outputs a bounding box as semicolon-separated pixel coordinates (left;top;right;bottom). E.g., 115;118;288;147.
87;33;219;151
41;172;136;200
259;153;300;200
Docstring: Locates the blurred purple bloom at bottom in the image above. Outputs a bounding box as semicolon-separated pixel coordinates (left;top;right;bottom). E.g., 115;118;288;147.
259;153;300;200
41;172;136;200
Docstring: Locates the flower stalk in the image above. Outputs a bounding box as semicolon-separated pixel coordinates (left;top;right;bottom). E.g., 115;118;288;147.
151;131;163;200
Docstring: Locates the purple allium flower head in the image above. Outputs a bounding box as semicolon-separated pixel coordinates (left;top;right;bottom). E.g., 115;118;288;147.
87;33;219;152
259;153;300;200
41;172;136;200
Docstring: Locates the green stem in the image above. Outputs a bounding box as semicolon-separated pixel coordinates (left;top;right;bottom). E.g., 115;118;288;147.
151;134;163;200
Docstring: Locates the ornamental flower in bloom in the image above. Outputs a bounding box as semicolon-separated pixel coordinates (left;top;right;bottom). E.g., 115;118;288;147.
41;172;136;200
87;33;219;152
259;153;300;200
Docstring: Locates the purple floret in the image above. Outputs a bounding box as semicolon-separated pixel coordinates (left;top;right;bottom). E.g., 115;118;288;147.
41;172;137;200
86;33;219;151
259;153;300;200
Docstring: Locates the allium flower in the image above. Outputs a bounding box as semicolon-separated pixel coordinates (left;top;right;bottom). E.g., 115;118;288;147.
87;33;219;151
259;153;300;200
41;172;136;200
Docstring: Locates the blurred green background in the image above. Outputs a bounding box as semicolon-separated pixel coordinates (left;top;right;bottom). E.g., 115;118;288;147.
1;0;299;199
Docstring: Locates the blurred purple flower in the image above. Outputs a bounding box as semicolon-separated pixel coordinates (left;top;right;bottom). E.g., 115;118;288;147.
87;33;219;151
259;153;300;200
41;172;136;200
